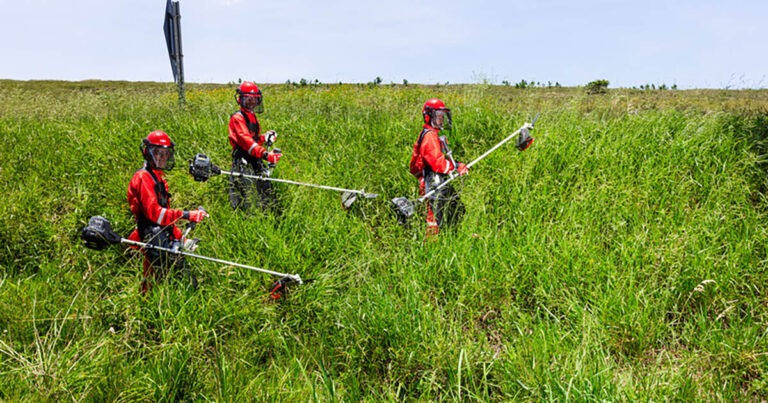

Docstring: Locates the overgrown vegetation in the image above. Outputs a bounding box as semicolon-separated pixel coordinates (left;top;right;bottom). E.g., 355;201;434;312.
500;79;561;89
0;80;767;400
635;83;678;90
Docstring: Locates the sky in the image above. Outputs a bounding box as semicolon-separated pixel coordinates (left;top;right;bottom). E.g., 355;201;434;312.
0;0;765;89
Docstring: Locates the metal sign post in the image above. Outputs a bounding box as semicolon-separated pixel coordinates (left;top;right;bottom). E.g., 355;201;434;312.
163;0;185;106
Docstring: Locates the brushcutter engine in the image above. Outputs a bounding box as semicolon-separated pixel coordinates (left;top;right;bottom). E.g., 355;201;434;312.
189;154;221;182
81;216;123;250
390;196;416;224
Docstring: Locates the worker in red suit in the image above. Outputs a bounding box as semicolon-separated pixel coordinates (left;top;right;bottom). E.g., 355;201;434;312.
127;130;208;294
409;99;468;236
228;81;283;213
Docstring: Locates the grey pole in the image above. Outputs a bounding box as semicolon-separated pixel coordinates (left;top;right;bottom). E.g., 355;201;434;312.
120;238;302;284
219;169;377;198
172;1;185;105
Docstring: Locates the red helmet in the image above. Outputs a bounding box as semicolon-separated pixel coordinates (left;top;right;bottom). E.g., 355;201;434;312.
423;98;452;130
235;81;264;113
141;130;175;170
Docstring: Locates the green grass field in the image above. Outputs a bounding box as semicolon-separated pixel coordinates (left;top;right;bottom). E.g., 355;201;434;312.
0;80;767;400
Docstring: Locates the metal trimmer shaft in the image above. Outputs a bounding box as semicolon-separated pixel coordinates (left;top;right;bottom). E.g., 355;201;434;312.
220;169;378;198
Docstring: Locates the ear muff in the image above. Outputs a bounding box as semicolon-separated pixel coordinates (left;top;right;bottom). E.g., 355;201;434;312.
140;144;152;167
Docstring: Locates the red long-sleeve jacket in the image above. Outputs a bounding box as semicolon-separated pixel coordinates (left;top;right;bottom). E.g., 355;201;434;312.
127;166;183;241
228;109;267;159
409;124;455;177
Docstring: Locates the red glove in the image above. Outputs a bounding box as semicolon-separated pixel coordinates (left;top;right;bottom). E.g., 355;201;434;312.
266;150;282;164
457;162;469;176
186;209;209;223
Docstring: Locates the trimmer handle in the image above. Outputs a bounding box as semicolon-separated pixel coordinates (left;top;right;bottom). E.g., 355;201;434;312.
268;148;282;169
439;136;459;174
186;206;207;231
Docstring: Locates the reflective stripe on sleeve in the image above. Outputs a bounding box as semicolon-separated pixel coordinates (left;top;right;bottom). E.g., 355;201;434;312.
248;143;258;155
156;208;167;224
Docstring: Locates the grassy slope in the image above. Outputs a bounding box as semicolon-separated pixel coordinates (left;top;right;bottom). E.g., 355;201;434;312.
0;80;767;400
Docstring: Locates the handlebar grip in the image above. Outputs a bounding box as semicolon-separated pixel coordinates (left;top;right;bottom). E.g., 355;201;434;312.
187;206;207;230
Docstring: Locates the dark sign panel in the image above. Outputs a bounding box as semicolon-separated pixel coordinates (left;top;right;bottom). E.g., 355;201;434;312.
163;0;184;104
163;0;179;82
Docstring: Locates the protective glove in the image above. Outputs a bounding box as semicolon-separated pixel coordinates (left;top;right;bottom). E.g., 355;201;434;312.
185;209;209;223
266;149;282;165
457;162;469;176
264;130;277;146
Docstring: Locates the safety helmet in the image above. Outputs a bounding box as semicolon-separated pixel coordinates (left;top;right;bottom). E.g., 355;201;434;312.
423;98;452;130
235;81;264;113
141;130;175;170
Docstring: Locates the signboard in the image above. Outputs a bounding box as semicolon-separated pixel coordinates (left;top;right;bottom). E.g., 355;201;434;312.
163;0;185;104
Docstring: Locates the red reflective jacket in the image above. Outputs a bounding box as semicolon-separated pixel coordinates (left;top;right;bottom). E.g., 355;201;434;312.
409;124;455;177
127;166;183;241
228;108;267;159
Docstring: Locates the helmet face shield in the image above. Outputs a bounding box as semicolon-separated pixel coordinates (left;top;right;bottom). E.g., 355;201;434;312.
147;145;175;170
240;94;264;113
430;108;452;130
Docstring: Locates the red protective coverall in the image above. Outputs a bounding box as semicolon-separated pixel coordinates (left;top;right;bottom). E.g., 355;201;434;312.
127;166;183;293
409;124;456;235
229;109;267;158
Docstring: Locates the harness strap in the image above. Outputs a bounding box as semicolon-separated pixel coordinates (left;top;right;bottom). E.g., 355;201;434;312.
416;128;430;150
137;167;172;239
233;110;261;139
144;168;170;209
231;110;263;162
416;128;449;176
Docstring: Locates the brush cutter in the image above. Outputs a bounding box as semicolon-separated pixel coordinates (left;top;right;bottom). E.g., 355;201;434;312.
390;115;538;222
189;154;378;208
80;215;304;293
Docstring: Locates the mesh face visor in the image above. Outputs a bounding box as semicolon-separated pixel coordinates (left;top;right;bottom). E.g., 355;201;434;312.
241;94;264;113
149;146;175;170
432;108;452;130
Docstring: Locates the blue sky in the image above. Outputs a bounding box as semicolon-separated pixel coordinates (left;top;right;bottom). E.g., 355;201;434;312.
1;0;765;88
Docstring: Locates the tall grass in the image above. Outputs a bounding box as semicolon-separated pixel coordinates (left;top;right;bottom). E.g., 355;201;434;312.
0;81;766;400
